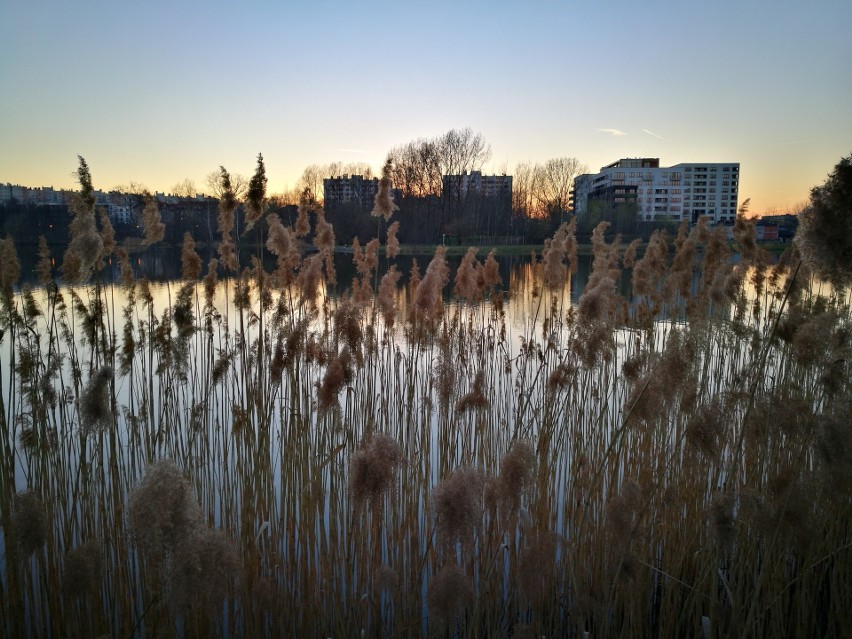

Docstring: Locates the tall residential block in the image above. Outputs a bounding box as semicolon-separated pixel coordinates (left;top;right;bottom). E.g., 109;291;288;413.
323;175;379;209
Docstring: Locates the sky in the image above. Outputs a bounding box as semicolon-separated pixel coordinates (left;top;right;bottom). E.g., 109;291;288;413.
1;0;850;214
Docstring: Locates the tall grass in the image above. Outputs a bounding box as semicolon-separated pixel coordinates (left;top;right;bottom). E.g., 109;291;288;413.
0;162;850;638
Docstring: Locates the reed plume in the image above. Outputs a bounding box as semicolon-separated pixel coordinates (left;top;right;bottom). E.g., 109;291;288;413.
350;433;403;512
542;219;577;289
62;157;103;282
79;365;114;433
0;236;20;311
410;245;449;326
181;232;202;280
518;532;560;605
244;152;267;231
170;527;239;613
140;194;165;245
631;229;667;320
62;540;103;599
481;249;501;291
494;440;535;515
12;490;48;557
313;208;337;285
266;212;301;285
372;158;399;222
454;247;479;300
386;220;400;259
432;466;484;552
316;347;354;417
116;246;135;290
373;564;399;594
378;265;401;327
217;167;239;271
128;459;202;563
353;237;379;279
98;207;115;257
427;564;473;626
295;188;315;237
456;369;489;413
36;235;53;285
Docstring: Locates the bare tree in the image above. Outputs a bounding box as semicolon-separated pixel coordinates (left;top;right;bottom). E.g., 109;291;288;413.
438;128;491;176
534;157;587;223
512;162;540;219
204;170;247;201
296;165;325;202
171;179;197;198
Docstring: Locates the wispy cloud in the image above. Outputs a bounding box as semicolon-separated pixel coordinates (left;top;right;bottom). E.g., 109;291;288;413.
643;128;664;140
596;128;627;137
335;148;368;153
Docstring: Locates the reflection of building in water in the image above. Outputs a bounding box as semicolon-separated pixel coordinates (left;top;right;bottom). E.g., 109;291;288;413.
572;158;740;225
323;175;379;209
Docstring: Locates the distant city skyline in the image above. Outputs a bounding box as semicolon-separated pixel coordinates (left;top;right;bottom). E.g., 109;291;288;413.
1;0;850;214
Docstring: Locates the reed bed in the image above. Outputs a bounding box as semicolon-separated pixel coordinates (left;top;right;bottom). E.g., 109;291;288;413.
0;162;850;638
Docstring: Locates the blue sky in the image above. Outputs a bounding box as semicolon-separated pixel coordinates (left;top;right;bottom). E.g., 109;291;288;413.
1;0;850;212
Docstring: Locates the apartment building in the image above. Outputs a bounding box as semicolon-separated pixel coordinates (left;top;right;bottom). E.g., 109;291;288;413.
572;158;740;224
323;175;379;209
1;183;68;206
441;171;512;202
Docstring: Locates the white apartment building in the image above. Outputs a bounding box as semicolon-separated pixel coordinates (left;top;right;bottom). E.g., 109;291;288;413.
572;158;740;224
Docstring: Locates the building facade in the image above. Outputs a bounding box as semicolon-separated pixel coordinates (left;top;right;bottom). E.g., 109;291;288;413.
323;175;379;209
441;171;512;202
572;158;740;224
1;183;68;206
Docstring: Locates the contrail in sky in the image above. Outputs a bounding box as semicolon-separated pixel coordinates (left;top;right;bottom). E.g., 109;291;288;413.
643;128;664;140
596;128;627;137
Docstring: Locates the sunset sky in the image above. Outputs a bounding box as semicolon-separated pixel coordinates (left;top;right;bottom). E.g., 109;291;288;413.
1;0;850;213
